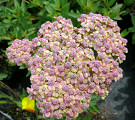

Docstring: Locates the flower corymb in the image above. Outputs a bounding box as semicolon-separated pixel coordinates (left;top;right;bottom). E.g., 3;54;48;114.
6;13;128;119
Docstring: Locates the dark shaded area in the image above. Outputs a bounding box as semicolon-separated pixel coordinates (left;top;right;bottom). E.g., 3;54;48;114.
4;67;31;90
98;14;135;120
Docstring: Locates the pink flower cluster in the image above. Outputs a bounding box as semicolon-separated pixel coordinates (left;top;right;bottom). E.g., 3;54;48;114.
6;13;127;119
6;39;33;66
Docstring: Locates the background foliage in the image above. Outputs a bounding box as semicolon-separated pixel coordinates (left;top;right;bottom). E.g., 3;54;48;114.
0;0;134;44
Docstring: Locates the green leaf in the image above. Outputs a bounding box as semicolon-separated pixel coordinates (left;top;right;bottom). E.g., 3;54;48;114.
60;116;66;120
45;4;56;17
111;3;123;13
8;40;13;46
86;0;92;7
3;19;11;24
122;8;130;16
13;100;22;107
90;94;100;106
131;16;135;26
91;1;101;13
61;2;70;17
128;27;135;32
124;0;134;6
0;93;14;100
9;62;17;66
83;115;92;120
110;3;123;18
23;89;27;96
76;116;82;120
20;89;28;100
60;0;68;6
2;50;6;54
27;3;36;8
90;105;100;113
77;0;87;7
113;15;122;20
19;64;27;69
21;0;26;14
0;0;8;4
13;23;22;39
132;33;135;44
14;0;20;10
68;10;81;18
85;94;100;113
37;115;44;119
0;36;12;41
37;115;56;120
27;118;31;120
26;71;31;77
108;0;116;7
121;29;130;37
54;0;60;9
103;0;108;7
20;14;28;30
0;73;8;80
118;10;126;16
5;7;15;14
0;101;12;104
37;8;47;17
50;4;59;11
34;0;44;7
102;8;109;16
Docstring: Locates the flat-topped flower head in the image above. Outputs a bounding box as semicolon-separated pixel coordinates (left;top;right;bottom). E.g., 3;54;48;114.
7;13;127;119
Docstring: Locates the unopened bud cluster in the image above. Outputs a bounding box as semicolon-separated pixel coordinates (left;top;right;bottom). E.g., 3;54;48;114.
6;13;127;119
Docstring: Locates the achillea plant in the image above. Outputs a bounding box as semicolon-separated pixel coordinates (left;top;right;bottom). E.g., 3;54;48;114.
6;13;128;119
